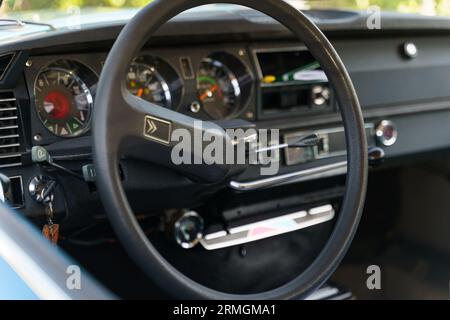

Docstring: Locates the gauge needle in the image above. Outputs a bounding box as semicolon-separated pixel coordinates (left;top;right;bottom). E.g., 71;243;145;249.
137;88;144;97
200;85;219;101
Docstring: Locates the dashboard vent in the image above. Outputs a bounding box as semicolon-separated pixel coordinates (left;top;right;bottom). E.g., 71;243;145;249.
0;53;15;81
0;92;22;168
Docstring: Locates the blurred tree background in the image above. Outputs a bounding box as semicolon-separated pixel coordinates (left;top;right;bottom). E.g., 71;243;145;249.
1;0;450;17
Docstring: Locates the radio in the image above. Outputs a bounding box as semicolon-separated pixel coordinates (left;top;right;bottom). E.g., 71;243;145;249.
284;124;376;166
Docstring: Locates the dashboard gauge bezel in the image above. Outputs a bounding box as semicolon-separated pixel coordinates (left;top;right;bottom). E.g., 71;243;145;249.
195;51;254;120
33;59;98;138
126;55;183;110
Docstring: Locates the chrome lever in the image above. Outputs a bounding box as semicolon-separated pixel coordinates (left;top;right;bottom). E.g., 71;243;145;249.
230;161;347;191
230;146;384;191
254;133;320;154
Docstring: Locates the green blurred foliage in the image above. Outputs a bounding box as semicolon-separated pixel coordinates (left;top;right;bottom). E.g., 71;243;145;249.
311;0;450;15
2;0;151;11
2;0;450;16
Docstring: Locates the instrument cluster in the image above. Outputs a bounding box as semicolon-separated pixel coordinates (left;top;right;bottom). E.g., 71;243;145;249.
32;51;254;139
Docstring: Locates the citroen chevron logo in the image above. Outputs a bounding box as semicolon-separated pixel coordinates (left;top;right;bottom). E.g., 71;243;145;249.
146;118;158;135
143;115;171;145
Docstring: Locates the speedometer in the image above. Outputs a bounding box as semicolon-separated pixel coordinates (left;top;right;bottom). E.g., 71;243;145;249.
34;60;97;138
34;66;94;138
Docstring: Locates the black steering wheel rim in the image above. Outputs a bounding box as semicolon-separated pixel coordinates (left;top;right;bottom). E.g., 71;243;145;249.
93;0;368;299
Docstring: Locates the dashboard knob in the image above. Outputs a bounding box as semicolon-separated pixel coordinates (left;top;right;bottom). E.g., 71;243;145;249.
375;120;398;146
403;42;418;59
173;211;204;249
368;147;385;167
311;85;330;107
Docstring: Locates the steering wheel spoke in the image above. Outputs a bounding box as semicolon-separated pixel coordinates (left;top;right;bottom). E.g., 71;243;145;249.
118;91;236;183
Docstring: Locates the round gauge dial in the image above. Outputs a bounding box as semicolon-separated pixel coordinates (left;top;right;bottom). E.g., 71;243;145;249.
197;58;241;119
126;62;171;108
34;68;93;138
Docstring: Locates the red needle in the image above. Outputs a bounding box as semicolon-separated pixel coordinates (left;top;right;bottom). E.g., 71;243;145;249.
200;85;218;101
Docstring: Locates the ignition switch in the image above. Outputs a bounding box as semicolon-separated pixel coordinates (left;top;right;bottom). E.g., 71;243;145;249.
28;175;56;204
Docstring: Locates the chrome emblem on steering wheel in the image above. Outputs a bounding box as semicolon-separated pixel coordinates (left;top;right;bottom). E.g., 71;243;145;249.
143;115;172;144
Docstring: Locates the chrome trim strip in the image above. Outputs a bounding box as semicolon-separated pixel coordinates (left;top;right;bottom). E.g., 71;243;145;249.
0;134;19;139
0;125;18;130
199;204;335;250
0;143;20;148
229;161;347;191
0;153;21;159
0;98;16;102
0;116;18;121
0;163;22;169
204;230;228;241
309;204;333;215
229;210;307;234
0;107;17;111
306;286;340;300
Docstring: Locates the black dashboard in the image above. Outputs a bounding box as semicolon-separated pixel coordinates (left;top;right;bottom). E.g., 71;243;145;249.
2;7;450;224
23;45;334;143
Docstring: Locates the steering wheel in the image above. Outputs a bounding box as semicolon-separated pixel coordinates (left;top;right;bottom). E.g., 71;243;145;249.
93;0;368;299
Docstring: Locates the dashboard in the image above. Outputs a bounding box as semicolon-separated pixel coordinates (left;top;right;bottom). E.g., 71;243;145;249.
25;47;257;143
24;45;332;144
2;8;450;224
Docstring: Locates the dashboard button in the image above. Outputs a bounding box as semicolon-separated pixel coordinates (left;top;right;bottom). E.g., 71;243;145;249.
376;120;398;146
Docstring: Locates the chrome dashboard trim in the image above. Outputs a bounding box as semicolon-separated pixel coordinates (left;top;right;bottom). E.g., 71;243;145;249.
229;161;347;191
0;98;17;103
199;204;335;250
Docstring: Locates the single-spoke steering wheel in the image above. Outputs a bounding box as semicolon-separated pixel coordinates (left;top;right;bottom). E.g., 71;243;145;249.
93;0;368;299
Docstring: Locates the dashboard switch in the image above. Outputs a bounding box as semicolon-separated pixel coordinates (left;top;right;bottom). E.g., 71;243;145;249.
82;164;96;183
376;120;398;146
31;146;84;180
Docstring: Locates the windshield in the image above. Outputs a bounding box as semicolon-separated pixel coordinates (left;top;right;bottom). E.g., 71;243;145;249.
0;0;449;27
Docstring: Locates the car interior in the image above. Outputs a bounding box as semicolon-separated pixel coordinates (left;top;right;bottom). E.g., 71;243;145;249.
0;0;450;300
